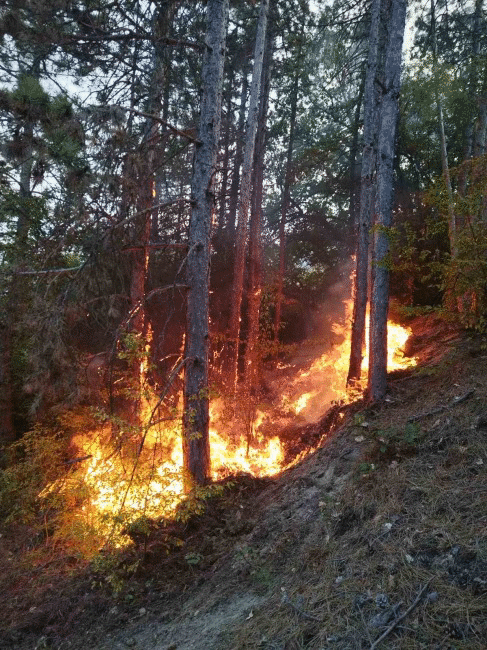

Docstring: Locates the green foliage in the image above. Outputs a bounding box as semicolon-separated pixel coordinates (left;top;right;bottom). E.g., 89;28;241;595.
368;422;423;460
0;424;68;523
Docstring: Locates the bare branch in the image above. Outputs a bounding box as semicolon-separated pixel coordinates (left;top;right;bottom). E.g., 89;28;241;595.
369;582;431;650
13;266;83;276
121;107;202;144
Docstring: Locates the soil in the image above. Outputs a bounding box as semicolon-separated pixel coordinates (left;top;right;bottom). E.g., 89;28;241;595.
1;313;486;650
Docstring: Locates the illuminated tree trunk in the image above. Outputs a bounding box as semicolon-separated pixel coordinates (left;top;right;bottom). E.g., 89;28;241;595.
367;0;406;402
347;0;381;387
183;0;228;487
228;0;269;388
128;1;181;428
243;26;273;441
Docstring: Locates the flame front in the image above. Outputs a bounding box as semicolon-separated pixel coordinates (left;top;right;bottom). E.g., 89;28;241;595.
45;298;416;550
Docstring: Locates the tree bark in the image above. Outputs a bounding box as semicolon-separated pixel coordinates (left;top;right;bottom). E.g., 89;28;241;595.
243;25;273;442
228;0;269;388
226;71;248;248
430;0;456;256
367;0;407;402
347;0;382;387
183;0;228;487
274;32;302;343
128;1;181;428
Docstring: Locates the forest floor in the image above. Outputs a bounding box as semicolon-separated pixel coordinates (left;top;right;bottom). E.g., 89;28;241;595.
1;312;487;650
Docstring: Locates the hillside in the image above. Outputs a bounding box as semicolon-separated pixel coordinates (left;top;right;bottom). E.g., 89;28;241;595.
1;314;486;650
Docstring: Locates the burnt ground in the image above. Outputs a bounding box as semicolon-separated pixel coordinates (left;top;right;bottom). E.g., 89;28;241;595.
1;313;487;650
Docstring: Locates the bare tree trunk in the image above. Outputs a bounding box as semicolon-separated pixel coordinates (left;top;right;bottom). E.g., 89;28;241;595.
183;0;228;487
128;1;181;428
243;26;273;443
228;0;269;388
274;36;301;342
430;0;456;256
226;71;248;248
216;78;234;245
458;0;482;197
367;0;406;402
1;117;35;443
347;0;382;387
349;68;366;236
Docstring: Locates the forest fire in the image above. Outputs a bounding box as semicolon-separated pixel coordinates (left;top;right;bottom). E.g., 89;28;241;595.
50;307;415;549
285;303;416;420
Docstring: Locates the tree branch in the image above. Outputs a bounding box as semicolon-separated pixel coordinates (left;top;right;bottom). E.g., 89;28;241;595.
407;389;475;422
121;107;201;144
369;582;431;650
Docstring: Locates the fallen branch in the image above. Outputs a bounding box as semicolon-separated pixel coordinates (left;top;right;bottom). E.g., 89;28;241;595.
407;389;475;422
369;582;431;650
281;589;323;622
63;455;93;466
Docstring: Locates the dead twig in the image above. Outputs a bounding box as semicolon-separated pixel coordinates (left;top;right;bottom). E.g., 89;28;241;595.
369;582;431;650
407;389;475;422
63;455;93;466
281;589;323;622
122;106;202;144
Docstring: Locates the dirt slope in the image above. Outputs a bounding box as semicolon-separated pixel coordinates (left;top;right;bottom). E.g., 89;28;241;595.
1;314;486;650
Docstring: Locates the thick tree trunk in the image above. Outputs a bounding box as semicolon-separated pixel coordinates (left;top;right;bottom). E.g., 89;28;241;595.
183;0;228;487
367;0;406;402
347;0;382;387
228;0;269;388
243;27;273;442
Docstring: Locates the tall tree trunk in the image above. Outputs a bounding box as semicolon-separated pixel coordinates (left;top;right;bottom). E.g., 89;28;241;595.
226;71;248;248
228;0;269;388
183;0;228;487
430;0;456;256
367;0;407;402
347;0;382;387
128;1;180;428
458;0;482;197
216;72;234;244
274;36;301;342
1;117;35;443
349;68;366;237
243;25;273;442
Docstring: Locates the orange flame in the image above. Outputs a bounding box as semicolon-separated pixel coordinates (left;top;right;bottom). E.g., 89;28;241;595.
45;297;415;550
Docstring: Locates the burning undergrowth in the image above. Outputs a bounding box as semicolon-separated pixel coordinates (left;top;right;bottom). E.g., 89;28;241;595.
5;292;418;557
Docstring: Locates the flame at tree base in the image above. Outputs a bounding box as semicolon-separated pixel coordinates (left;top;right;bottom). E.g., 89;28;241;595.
42;304;416;552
